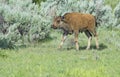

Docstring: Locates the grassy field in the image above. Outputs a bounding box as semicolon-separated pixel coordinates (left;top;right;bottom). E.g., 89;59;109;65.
0;27;120;77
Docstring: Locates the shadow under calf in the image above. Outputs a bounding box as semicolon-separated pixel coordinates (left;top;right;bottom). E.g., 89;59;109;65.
79;43;107;50
66;43;107;50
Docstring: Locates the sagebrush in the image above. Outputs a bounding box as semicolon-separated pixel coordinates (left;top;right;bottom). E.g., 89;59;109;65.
0;0;120;49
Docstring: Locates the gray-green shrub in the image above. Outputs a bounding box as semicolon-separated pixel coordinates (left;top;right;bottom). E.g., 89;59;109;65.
41;0;113;27
0;0;119;49
0;0;50;48
114;2;120;27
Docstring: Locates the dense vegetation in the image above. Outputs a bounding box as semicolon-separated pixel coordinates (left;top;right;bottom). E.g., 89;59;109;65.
0;0;120;48
32;0;46;5
105;0;120;8
0;0;120;76
0;0;50;48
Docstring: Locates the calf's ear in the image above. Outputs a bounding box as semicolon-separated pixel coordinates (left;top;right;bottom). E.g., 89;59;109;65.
61;16;67;23
60;16;65;22
60;16;64;20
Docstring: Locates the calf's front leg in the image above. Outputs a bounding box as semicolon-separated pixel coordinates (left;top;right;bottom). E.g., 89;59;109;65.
74;31;79;50
58;32;67;49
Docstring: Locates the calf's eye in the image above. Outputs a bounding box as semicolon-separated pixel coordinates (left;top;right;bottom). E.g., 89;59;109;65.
57;20;60;23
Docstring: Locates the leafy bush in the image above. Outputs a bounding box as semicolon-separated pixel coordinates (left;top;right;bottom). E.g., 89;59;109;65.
32;0;46;5
0;0;119;49
114;2;120;28
0;0;50;49
41;0;114;27
105;0;120;9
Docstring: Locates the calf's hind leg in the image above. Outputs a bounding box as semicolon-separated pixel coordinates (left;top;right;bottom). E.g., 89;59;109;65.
84;30;92;50
95;34;99;49
89;29;99;49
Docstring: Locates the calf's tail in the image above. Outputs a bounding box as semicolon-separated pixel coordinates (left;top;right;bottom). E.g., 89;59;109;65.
94;16;98;27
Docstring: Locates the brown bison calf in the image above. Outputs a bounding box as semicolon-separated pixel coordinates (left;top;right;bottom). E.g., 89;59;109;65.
51;12;99;50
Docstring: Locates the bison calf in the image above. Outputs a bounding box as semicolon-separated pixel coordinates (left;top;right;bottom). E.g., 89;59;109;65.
51;12;99;50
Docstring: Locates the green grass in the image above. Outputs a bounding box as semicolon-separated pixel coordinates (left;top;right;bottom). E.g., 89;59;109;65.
0;28;120;77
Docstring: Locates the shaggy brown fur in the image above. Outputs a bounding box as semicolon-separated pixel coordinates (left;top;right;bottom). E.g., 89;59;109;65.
51;12;99;50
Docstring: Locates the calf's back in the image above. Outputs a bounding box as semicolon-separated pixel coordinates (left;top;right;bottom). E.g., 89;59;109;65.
63;12;96;32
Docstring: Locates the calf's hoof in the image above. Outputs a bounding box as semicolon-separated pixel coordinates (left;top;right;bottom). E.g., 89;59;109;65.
76;48;79;51
86;47;90;50
96;46;99;49
58;45;62;49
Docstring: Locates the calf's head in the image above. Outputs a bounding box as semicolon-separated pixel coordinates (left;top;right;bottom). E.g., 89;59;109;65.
51;16;64;29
